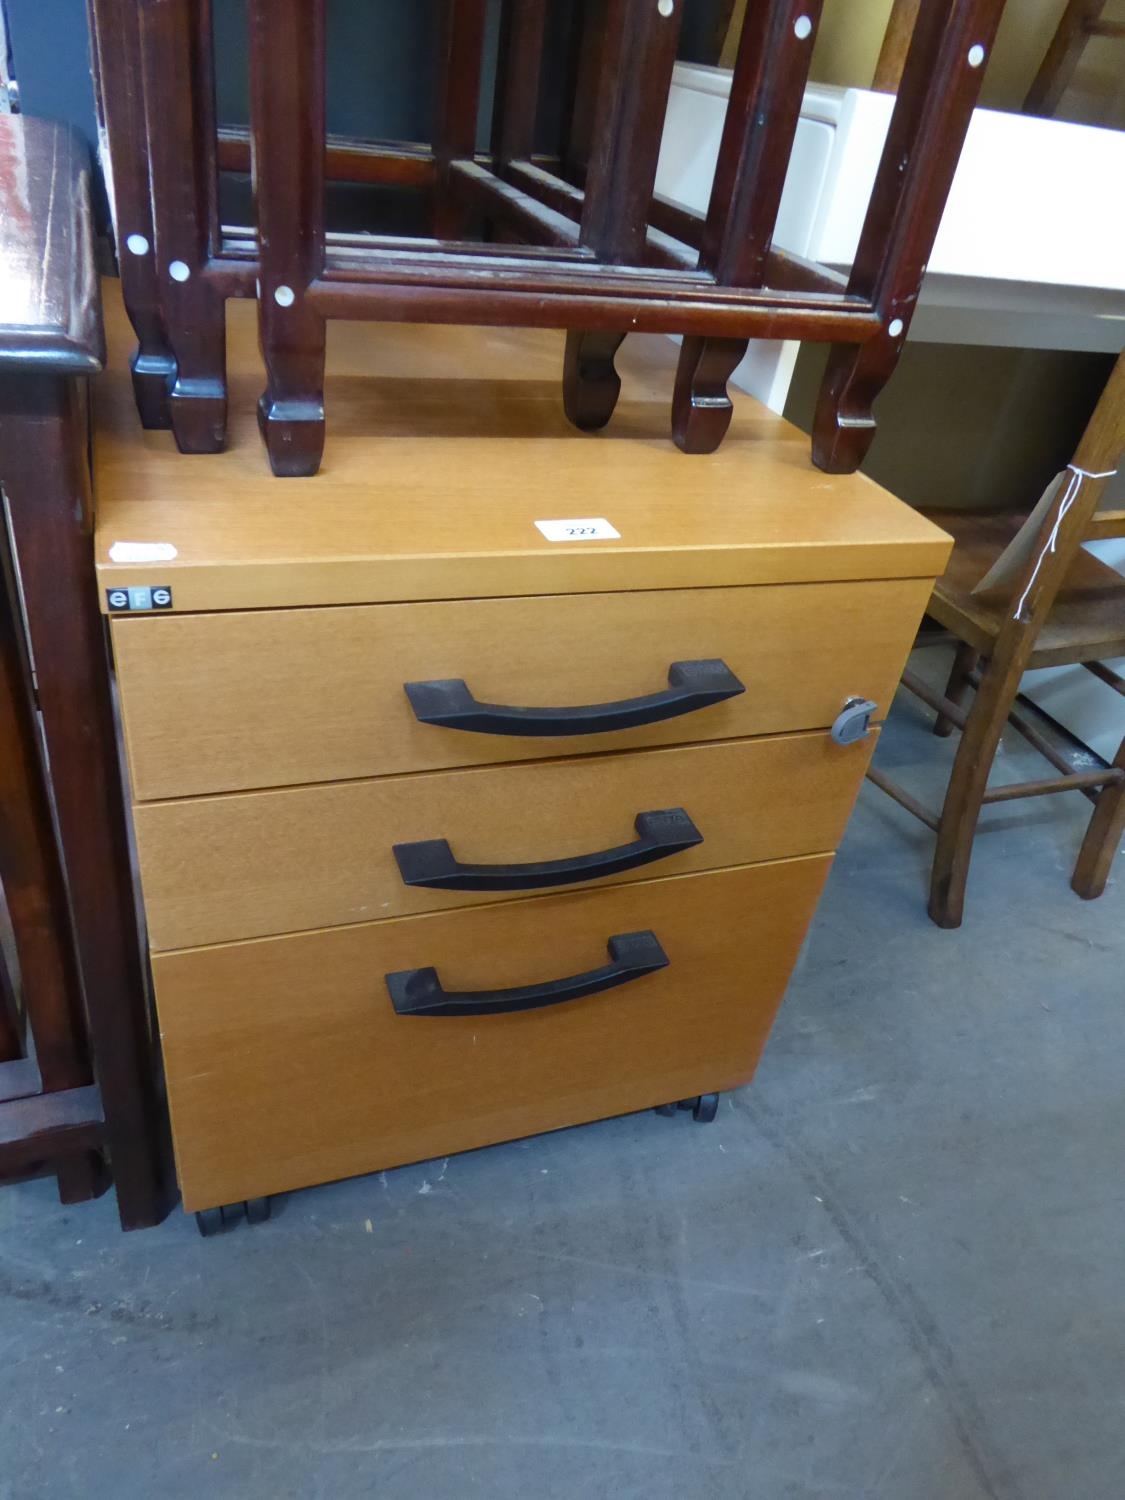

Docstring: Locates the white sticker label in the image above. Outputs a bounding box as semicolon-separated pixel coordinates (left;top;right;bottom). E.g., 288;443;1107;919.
109;541;179;563
535;518;620;543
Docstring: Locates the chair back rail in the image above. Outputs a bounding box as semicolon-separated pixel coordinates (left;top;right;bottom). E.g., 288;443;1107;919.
91;0;1007;476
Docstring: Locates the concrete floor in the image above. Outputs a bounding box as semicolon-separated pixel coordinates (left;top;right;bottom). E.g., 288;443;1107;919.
3;662;1124;1500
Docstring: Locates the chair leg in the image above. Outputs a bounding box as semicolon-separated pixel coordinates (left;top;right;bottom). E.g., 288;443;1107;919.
934;642;980;738
563;330;626;431
1071;734;1125;900
672;336;749;454
928;657;1021;929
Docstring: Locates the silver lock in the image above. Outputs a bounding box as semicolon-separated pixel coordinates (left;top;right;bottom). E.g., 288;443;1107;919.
831;697;878;746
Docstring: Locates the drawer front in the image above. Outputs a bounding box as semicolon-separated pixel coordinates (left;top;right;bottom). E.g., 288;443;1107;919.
113;580;929;799
136;732;871;950
153;857;831;1210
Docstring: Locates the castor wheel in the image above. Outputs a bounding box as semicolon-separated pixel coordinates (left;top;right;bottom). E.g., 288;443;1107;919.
654;1093;721;1122
195;1201;245;1237
692;1093;719;1123
195;1197;272;1236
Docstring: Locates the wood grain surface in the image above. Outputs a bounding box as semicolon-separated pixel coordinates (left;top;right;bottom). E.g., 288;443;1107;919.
113;579;928;799
152;855;832;1210
135;730;873;949
92;284;949;610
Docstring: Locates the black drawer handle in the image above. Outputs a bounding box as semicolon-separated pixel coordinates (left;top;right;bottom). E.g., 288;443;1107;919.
393;808;703;892
403;659;744;737
385;930;669;1018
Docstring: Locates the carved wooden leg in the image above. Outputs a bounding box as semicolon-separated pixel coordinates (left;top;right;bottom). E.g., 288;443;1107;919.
934;641;980;738
128;332;176;432
672;336;748;455
88;0;175;430
165;296;228;456
928;655;1021;929
810;337;891;474
137;0;227;453
563;330;627;432
811;0;1007;473
257;299;327;479
1071;732;1125;900
250;0;327;476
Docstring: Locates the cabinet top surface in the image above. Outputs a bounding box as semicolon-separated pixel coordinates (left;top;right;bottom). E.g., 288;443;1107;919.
94;283;948;612
0;117;103;375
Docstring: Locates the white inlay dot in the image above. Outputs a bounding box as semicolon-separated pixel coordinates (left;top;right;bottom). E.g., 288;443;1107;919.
888;318;905;338
967;43;985;67
794;15;813;40
125;233;150;256
657;0;674;16
168;260;191;282
274;284;296;307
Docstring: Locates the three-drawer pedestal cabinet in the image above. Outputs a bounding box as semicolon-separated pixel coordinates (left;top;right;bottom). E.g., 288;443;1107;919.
94;287;949;1231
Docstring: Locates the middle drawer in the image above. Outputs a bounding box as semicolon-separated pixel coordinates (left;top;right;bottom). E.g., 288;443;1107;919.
135;731;872;950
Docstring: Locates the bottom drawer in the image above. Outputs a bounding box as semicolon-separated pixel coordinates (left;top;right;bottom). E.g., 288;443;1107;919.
154;856;832;1210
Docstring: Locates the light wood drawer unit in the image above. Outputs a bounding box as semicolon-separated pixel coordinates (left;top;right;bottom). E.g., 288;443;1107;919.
112;580;928;800
153;857;832;1212
135;732;873;950
93;289;952;1222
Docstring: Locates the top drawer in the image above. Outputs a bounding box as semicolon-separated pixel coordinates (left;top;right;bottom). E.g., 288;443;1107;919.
113;580;928;799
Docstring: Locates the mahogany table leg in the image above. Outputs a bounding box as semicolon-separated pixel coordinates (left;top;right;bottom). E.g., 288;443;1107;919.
87;0;176;431
672;0;822;454
563;331;627;430
811;0;1006;473
672;336;750;454
137;0;228;455
564;0;684;433
249;0;328;476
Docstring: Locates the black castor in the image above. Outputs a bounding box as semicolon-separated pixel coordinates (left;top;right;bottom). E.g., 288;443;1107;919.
692;1092;719;1123
195;1197;272;1236
654;1092;721;1123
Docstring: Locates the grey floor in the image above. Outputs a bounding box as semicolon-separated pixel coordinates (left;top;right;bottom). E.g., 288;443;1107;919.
3;659;1124;1500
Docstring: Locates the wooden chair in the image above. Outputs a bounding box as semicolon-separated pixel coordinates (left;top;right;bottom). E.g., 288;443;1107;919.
87;0;1007;475
1024;0;1125;119
867;350;1125;927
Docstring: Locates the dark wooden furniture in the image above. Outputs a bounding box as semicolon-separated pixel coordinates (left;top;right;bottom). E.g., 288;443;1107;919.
88;0;1006;476
0;113;168;1228
1024;0;1125;118
867;350;1125;928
